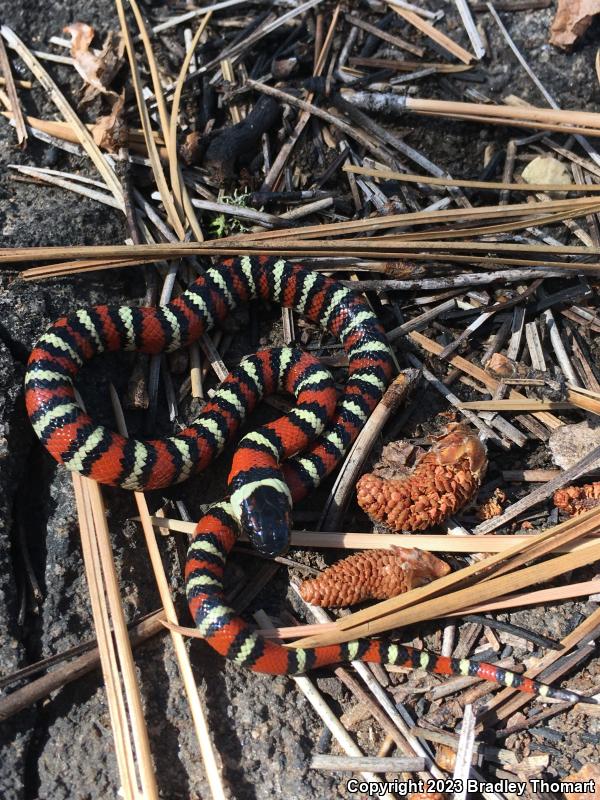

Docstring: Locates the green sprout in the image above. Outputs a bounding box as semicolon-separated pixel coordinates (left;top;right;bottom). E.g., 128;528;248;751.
210;188;251;238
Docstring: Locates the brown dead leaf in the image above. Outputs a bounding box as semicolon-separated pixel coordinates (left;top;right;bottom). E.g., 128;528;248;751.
64;22;124;105
550;0;600;49
91;92;127;152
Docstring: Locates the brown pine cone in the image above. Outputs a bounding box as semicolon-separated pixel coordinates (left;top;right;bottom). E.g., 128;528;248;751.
554;482;600;516
299;547;450;607
356;423;487;532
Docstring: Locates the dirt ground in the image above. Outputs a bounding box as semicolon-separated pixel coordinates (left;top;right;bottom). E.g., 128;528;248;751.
0;1;599;799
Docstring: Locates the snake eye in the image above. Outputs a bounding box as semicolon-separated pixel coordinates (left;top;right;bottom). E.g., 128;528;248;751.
239;485;291;557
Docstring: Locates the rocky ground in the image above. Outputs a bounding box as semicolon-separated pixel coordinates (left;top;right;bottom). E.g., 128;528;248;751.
0;1;599;799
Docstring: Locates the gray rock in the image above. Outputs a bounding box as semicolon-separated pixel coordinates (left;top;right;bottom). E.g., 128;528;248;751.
549;420;600;470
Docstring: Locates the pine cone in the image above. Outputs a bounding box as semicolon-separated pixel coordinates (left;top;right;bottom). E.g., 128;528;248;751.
356;423;487;532
299;547;450;607
554;482;600;516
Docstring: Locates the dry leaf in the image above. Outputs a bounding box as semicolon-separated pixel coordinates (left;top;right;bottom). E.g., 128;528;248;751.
64;22;124;105
91;92;127;152
521;155;571;186
550;0;600;49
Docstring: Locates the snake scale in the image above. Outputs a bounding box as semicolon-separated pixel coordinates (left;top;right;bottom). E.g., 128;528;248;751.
25;255;594;704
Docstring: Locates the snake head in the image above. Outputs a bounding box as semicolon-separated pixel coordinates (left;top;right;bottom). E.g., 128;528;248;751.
238;483;292;557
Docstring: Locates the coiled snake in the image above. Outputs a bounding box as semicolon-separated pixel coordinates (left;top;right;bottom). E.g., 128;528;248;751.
25;256;594;704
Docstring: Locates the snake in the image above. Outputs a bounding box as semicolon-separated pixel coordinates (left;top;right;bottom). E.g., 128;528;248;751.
25;255;596;705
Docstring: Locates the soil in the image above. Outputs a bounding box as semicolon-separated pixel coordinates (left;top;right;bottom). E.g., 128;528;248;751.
0;2;599;799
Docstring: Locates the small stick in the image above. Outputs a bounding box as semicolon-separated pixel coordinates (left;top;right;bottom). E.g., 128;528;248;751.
475;446;600;534
503;469;565;481
459;400;574;412
453;705;476;800
406;355;504;445
377;734;395;757
389;6;474;65
349;56;470;73
411;726;519;767
0;75;31;88
460;615;561;650
387;1;441;20
189;342;203;399
525;320;546;372
148;517;600;556
188;196;293;228
505;306;526;361
481;317;515;367
567;329;600;392
279;196;333;220
346;14;424;57
0;35;27;146
9;165;120;207
454;0;486;60
470;0;550;8
150;0;246;35
310;755;425;772
442;625;456;658
438;309;496;360
199;333;229;382
544;309;580;387
387;298;457;340
343;164;600;194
